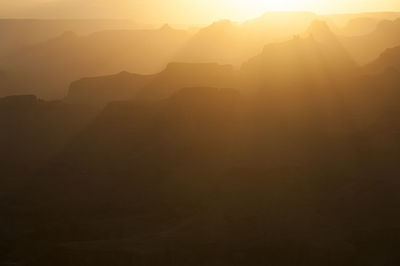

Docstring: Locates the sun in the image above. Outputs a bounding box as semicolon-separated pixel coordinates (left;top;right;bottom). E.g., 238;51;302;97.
228;0;311;20
256;0;303;10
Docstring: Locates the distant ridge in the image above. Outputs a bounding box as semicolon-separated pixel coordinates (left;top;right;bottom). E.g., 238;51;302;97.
66;63;236;105
363;45;400;73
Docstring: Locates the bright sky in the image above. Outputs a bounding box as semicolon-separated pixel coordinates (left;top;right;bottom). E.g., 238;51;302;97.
1;0;400;24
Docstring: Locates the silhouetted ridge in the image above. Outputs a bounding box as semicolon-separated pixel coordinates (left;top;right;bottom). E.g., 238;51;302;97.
67;71;154;105
2;26;191;99
342;17;378;36
0;19;138;58
364;45;400;73
33;86;244;211
5;13;400;266
66;63;237;105
306;20;336;41
375;18;400;33
162;62;233;74
340;18;400;64
0;94;38;106
200;20;236;34
159;24;174;32
242;35;355;89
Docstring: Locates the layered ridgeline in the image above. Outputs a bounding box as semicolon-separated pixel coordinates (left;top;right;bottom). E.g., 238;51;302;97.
2;15;400;266
175;12;318;64
66;21;356;105
5;76;400;266
0;25;191;99
338;17;380;36
363;45;400;73
0;19;138;57
64;19;400;103
2;13;400;99
66;63;236;105
242;21;356;88
340;18;400;64
0;13;318;99
2;20;400;265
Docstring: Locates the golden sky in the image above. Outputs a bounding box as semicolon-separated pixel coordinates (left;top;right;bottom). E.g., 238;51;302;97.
1;0;400;24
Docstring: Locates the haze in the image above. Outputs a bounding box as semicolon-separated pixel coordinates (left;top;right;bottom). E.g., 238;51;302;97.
2;0;400;24
2;0;400;265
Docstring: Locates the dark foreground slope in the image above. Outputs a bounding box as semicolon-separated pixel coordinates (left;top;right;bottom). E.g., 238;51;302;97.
3;68;400;265
2;29;400;266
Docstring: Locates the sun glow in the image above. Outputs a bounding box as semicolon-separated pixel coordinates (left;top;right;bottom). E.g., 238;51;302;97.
224;0;317;21
233;0;305;12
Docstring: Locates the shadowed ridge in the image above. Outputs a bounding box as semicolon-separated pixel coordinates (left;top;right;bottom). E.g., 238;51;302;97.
28;30;80;48
0;94;38;106
3;26;191;99
196;20;237;35
136;62;237;101
66;71;154;105
341;17;378;36
175;20;243;64
375;18;400;33
306;20;356;66
363;45;400;74
162;62;233;74
340;18;400;64
31;86;244;212
0;19;138;58
66;63;237;105
159;23;174;31
242;32;355;89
